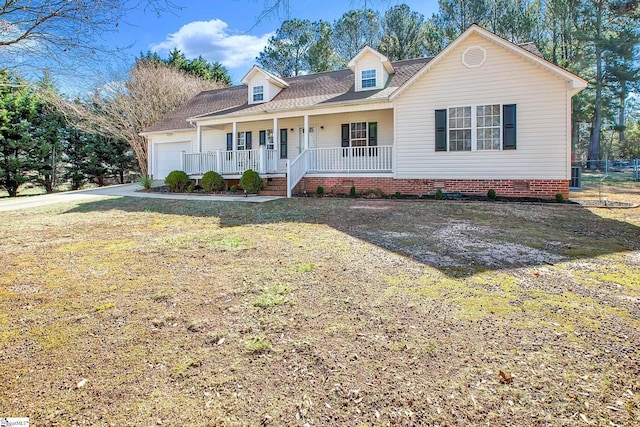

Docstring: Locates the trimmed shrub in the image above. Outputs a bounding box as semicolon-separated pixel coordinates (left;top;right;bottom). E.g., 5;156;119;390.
555;193;565;203
230;185;237;193
187;182;195;193
435;189;444;200
487;188;497;200
164;170;190;192
239;169;263;194
350;185;357;197
316;186;324;196
202;171;224;192
395;191;401;198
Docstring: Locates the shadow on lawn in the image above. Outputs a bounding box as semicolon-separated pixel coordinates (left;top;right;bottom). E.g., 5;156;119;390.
63;196;640;277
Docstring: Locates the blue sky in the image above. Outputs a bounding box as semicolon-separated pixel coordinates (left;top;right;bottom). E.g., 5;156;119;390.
104;0;440;85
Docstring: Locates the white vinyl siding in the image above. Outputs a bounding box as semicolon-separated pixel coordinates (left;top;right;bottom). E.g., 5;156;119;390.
321;110;393;148
394;32;570;180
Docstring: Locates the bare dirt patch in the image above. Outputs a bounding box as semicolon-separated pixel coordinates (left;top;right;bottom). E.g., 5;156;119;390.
0;196;639;426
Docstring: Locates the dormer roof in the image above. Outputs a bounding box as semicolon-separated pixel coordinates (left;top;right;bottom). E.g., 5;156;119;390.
241;65;289;88
347;46;395;74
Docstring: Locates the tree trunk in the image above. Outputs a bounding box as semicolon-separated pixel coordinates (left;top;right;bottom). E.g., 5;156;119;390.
618;80;627;146
588;1;603;170
571;105;580;163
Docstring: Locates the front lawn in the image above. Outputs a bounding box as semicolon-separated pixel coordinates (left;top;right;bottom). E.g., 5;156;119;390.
0;195;639;426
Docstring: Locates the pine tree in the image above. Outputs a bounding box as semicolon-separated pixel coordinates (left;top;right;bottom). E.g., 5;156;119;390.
0;71;40;197
378;4;426;61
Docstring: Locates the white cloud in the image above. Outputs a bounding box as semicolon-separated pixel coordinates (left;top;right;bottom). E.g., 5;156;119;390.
150;19;273;71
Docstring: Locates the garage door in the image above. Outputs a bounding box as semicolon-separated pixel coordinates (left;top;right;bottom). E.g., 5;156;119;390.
154;142;190;179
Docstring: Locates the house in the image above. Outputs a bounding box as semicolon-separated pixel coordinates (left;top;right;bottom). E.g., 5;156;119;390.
141;24;587;199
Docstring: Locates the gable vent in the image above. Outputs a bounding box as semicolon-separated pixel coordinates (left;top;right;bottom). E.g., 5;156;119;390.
462;46;486;68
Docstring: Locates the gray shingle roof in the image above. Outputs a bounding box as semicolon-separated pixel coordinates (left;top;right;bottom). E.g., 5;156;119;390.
518;42;544;58
143;58;431;133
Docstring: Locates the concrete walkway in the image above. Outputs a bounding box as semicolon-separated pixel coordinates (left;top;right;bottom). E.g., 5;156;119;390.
0;184;283;212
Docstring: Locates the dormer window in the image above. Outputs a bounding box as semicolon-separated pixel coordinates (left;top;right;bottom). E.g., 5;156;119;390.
253;85;264;102
242;65;289;104
361;69;377;88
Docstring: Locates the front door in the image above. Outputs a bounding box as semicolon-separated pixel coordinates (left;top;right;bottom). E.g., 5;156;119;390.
299;126;317;170
298;125;317;153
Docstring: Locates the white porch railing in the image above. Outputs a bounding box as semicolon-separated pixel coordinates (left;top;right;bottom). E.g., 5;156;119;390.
287;150;310;198
183;148;277;175
310;145;393;172
221;149;260;174
183;152;217;175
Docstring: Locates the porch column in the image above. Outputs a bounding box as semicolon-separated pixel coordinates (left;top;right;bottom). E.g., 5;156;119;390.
303;114;309;150
259;145;267;174
232;121;238;150
216;148;222;173
147;139;152;178
196;124;203;153
273;117;278;172
273;117;278;152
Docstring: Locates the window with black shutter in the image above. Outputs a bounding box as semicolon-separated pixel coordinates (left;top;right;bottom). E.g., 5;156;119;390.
341;123;350;157
502;104;517;150
280;129;288;159
435;109;447;151
368;122;378;156
226;133;232;151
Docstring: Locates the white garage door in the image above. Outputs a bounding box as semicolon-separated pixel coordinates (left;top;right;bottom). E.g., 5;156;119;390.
154;142;190;179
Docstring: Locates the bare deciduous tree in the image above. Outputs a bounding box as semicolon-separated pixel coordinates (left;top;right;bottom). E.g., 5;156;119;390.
0;0;177;76
61;62;222;177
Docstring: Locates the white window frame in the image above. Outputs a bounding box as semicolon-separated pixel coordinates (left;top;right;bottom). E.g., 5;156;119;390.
361;69;376;89
266;129;274;150
446;104;503;152
448;106;472;152
350;122;368;147
252;85;264;102
237;131;246;150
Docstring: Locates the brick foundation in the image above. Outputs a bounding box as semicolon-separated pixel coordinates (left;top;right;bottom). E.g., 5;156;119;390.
295;177;569;199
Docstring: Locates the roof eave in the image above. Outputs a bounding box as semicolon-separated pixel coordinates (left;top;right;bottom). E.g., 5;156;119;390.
140;127;193;137
193;96;393;124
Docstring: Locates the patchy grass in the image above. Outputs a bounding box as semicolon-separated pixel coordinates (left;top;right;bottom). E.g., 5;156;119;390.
253;284;289;308
0;194;639;426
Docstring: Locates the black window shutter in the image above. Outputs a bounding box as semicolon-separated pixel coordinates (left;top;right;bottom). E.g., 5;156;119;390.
368;122;378;146
341;124;350;148
246;131;252;150
226;133;232;151
259;130;266;146
503;104;517;150
435;109;447;152
280;129;288;159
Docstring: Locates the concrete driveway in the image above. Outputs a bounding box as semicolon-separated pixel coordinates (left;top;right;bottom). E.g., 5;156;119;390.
0;184;283;212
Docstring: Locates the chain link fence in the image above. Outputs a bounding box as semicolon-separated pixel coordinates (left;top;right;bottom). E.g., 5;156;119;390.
571;159;640;189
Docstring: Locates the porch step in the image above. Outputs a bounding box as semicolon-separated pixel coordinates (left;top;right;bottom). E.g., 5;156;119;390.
259;177;288;197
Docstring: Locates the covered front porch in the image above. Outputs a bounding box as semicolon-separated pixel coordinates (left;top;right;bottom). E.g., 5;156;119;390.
181;145;393;177
183;106;394;195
